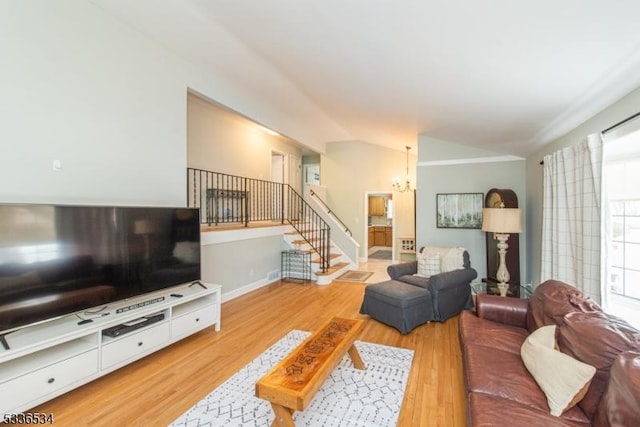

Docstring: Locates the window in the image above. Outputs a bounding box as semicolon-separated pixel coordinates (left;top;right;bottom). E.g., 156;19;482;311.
603;115;640;327
608;198;640;299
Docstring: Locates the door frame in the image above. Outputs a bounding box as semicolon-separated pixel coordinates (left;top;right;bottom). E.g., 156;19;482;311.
270;150;287;184
363;191;395;262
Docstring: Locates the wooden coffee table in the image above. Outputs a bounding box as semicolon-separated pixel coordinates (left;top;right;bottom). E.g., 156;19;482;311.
255;316;365;426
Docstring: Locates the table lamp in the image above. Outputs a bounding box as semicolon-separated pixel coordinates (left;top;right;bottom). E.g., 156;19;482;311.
481;206;522;296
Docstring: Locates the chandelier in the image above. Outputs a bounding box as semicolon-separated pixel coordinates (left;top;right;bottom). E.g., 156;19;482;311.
392;146;413;192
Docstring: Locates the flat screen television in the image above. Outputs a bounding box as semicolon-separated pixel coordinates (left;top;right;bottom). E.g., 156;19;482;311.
0;204;201;335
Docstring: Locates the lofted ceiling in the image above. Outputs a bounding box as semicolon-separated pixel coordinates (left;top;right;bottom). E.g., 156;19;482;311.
92;0;640;157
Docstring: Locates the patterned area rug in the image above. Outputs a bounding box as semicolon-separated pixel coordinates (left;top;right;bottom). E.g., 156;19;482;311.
170;330;414;427
335;270;374;283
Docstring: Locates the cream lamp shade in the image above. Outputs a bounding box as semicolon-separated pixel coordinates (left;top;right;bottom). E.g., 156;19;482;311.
481;208;522;234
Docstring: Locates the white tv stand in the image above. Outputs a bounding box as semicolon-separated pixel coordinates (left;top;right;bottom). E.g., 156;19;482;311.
0;282;221;416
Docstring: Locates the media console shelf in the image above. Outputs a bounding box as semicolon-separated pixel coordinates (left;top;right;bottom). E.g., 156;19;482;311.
0;282;221;416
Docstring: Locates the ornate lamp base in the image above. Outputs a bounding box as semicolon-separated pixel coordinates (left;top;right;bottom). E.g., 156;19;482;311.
495;233;511;297
497;283;509;297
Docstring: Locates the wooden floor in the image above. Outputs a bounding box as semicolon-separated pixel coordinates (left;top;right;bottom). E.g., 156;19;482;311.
31;260;467;426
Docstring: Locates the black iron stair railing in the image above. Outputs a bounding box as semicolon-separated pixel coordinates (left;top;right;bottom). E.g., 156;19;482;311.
187;168;330;272
285;185;330;273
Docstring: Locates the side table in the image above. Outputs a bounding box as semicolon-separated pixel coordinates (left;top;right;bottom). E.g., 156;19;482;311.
471;282;532;299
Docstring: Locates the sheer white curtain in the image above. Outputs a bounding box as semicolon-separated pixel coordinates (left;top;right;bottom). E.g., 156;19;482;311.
540;134;604;304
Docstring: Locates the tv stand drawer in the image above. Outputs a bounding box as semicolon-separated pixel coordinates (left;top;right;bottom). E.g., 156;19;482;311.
172;305;217;339
1;349;98;412
101;322;170;370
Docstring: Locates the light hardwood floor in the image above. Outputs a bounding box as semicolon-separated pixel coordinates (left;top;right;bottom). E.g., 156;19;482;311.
31;260;467;426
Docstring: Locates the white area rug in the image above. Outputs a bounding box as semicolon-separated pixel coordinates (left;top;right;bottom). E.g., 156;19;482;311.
170;330;414;426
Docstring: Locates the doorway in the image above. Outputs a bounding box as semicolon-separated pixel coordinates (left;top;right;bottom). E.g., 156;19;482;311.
364;192;394;262
271;152;285;184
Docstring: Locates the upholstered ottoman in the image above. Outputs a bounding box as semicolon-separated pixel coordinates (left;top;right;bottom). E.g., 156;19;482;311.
359;279;433;334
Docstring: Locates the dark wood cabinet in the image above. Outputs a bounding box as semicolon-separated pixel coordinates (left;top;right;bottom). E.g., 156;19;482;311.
384;226;392;246
369;226;392;247
374;227;386;246
368;197;386;216
484;188;521;297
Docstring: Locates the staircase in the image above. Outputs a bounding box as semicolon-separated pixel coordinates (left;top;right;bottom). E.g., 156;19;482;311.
282;226;351;285
282;186;360;285
187;168;358;285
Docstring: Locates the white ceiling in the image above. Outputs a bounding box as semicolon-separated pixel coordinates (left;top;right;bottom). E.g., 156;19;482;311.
92;0;640;157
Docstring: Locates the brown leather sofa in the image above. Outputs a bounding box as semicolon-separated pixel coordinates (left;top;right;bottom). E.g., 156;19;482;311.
458;280;640;426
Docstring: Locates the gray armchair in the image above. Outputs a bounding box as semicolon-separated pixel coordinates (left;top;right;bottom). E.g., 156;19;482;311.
387;248;477;321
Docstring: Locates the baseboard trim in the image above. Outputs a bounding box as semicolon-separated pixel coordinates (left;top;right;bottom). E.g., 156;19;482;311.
221;276;279;303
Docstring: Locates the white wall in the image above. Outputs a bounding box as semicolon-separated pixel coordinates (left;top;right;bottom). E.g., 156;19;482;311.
201;234;284;299
187;93;304;182
417;137;526;282
525;85;640;287
321;141;416;259
0;2;317;206
0;1;189;206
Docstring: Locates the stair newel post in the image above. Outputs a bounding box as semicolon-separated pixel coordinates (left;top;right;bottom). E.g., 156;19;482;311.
323;227;330;273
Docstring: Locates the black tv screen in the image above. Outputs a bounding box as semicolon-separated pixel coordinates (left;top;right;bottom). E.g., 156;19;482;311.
0;204;201;334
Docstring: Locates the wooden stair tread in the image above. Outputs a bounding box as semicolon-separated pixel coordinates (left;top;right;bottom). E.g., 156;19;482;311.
311;253;341;263
291;237;323;245
315;262;349;276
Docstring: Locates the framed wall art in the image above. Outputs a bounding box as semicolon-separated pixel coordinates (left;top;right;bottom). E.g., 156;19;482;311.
436;193;483;229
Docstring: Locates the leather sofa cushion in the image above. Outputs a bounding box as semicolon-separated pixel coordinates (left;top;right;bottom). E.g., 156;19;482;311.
463;344;549;411
463;344;585;425
464;344;590;423
476;293;529;329
526;280;601;331
558;311;640;419
468;392;590;427
593;351;640;427
459;310;529;355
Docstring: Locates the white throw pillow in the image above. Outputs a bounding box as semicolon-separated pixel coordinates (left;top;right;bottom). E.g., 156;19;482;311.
416;252;441;278
422;246;466;272
440;247;465;272
520;325;596;417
